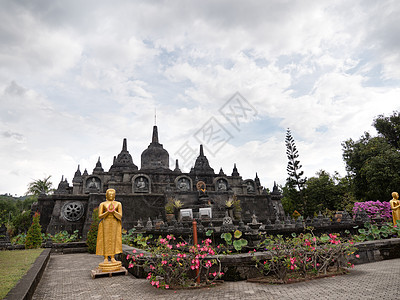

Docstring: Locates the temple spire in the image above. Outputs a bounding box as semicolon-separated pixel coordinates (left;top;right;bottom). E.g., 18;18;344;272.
152;125;159;144
174;159;181;172
199;144;204;156
122;138;127;151
232;163;240;176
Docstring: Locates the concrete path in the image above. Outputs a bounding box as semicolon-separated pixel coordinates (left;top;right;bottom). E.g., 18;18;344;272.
33;253;400;300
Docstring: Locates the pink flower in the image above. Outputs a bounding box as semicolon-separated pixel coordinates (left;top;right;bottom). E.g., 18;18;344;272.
126;254;130;260
132;249;136;253
355;254;360;258
128;263;134;268
165;285;169;289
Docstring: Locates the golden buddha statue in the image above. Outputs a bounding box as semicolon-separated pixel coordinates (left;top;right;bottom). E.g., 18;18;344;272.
96;188;123;272
390;192;400;226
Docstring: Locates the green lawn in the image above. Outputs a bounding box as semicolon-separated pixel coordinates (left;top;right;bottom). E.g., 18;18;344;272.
0;248;43;299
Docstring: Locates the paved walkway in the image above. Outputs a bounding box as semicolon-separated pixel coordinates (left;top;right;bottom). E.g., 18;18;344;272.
33;253;400;300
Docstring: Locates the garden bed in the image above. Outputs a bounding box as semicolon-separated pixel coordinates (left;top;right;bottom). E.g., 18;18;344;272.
247;268;349;284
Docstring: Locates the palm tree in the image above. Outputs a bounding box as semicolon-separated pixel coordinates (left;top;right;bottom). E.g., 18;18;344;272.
26;176;54;196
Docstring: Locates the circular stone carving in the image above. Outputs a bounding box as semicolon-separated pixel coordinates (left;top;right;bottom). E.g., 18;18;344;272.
62;202;84;222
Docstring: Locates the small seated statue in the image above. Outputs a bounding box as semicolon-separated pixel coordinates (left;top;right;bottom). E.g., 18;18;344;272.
390;192;400;226
136;177;147;190
96;188;123;272
178;178;189;191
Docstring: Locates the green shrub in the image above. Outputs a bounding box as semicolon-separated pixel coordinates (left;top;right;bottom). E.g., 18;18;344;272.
353;221;400;242
122;228;136;245
25;212;42;249
51;230;79;243
11;233;26;245
86;208;100;253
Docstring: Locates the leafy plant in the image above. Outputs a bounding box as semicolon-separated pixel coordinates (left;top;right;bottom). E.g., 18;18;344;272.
11;233;26;245
51;230;79;243
225;199;233;208
87;208;100;253
133;233;153;249
232;196;242;219
122;228;137;245
220;230;248;252
353;221;400;242
173;199;183;209
165;198;175;214
25;212;42;249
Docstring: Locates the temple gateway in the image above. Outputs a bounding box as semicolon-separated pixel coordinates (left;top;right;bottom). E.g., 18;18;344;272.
35;125;284;237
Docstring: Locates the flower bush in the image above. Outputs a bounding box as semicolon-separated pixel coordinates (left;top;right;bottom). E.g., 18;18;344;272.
127;235;223;289
352;201;392;221
253;229;357;282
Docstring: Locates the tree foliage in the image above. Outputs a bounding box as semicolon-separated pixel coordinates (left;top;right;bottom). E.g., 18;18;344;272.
25;212;42;249
285;129;307;191
373;111;400;150
283;129;307;215
304;171;356;216
342;111;400;201
86;208;100;254
26;176;54;196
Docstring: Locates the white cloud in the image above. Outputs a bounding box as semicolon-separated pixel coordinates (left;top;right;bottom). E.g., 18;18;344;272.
1;0;400;195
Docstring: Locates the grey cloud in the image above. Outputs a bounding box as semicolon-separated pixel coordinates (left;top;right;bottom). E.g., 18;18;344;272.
4;81;26;95
2;130;25;141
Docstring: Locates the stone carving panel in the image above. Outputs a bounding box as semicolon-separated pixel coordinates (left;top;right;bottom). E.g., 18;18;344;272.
86;176;101;193
215;177;228;191
244;179;255;193
132;175;151;193
175;176;192;192
61;201;85;222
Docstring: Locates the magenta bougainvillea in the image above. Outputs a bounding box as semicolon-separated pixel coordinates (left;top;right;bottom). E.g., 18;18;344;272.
352;201;392;220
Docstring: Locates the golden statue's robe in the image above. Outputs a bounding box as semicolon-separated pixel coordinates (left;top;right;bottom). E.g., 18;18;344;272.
390;199;400;226
96;201;122;256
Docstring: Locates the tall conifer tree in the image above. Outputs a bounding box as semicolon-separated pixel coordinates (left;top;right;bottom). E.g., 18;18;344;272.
284;129;307;215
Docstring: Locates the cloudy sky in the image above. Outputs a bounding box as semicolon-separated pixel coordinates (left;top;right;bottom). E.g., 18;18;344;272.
1;0;400;196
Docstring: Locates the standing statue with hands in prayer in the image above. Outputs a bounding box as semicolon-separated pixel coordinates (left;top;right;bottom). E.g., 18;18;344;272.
390;192;400;226
96;188;123;272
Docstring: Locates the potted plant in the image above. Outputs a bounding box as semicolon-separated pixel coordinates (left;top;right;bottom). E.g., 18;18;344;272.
225;198;234;218
165;198;175;222
173;199;183;221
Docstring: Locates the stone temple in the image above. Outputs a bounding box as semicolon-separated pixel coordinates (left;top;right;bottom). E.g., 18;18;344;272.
35;125;284;237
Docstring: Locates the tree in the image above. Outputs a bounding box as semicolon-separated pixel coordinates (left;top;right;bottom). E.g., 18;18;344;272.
304;170;356;216
342;112;400;201
285;129;307;191
373;110;400;150
26;176;54;196
0;195;18;224
86;208;100;254
283;129;307;215
25;212;42;249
